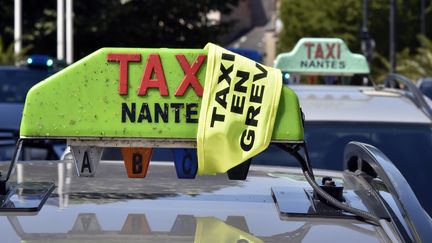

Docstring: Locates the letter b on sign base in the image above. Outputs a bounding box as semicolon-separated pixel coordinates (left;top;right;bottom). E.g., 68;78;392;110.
121;147;153;178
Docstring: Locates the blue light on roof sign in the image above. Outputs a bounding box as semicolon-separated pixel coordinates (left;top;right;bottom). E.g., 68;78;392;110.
27;55;54;68
46;59;54;67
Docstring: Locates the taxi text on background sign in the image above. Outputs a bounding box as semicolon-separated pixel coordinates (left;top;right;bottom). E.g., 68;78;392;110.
300;42;345;69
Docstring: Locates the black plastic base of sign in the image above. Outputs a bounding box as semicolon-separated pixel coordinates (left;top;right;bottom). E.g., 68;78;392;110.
227;159;251;180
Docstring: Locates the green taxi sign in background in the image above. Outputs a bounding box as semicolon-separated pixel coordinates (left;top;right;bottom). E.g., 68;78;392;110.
274;38;370;75
20;48;303;142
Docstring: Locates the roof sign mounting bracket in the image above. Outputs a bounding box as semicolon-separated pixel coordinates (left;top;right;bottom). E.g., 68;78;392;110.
0;139;55;212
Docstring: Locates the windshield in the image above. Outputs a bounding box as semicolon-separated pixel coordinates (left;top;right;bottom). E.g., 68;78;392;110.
253;121;432;215
302;122;432;171
0;68;50;103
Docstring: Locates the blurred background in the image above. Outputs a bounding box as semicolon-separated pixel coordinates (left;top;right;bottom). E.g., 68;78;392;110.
1;0;432;218
0;0;432;81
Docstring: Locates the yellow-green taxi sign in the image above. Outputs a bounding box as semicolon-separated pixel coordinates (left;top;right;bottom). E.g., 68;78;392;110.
274;38;370;75
20;47;303;142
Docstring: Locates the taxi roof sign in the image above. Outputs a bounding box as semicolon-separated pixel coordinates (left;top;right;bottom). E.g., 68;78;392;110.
274;38;370;75
20;48;303;144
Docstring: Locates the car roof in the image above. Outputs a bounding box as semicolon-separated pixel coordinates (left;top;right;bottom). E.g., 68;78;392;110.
5;46;427;242
0;65;48;72
291;85;432;124
0;66;27;71
0;161;392;243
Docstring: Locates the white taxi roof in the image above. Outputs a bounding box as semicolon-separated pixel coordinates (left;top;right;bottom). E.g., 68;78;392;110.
291;85;431;124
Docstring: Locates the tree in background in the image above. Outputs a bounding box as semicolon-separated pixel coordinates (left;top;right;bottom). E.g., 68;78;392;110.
0;1;57;57
0;36;32;65
73;0;238;58
376;35;432;81
0;0;239;60
278;0;432;81
279;0;362;53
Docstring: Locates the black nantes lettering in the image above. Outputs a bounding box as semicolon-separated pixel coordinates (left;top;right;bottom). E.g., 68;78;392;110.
170;103;184;123
122;103;136;122
186;103;199;123
299;60;346;69
155;103;168;123
138;103;152;123
121;102;199;124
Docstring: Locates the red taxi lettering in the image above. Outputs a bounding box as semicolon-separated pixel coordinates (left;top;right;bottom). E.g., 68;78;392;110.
175;54;206;97
305;42;314;59
138;54;169;96
314;43;324;59
304;42;341;59
326;43;335;58
107;53;206;97
107;53;141;95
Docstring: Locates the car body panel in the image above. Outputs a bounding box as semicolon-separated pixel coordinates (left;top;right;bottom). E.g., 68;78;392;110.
0;66;56;131
292;85;431;124
2;43;423;242
417;77;432;100
0;103;23;131
0;161;391;242
287;85;432;215
0;65;64;161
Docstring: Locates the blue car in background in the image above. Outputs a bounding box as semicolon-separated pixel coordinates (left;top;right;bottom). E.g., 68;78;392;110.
0;55;65;161
417;77;432;100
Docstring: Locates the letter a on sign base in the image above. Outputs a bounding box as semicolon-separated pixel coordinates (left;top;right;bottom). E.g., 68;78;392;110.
71;146;103;177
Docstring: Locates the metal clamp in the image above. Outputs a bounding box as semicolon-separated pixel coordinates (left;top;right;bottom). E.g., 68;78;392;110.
383;73;432;119
344;141;432;243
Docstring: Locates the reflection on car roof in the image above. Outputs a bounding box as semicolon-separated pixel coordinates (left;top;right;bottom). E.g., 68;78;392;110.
1;161;389;243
